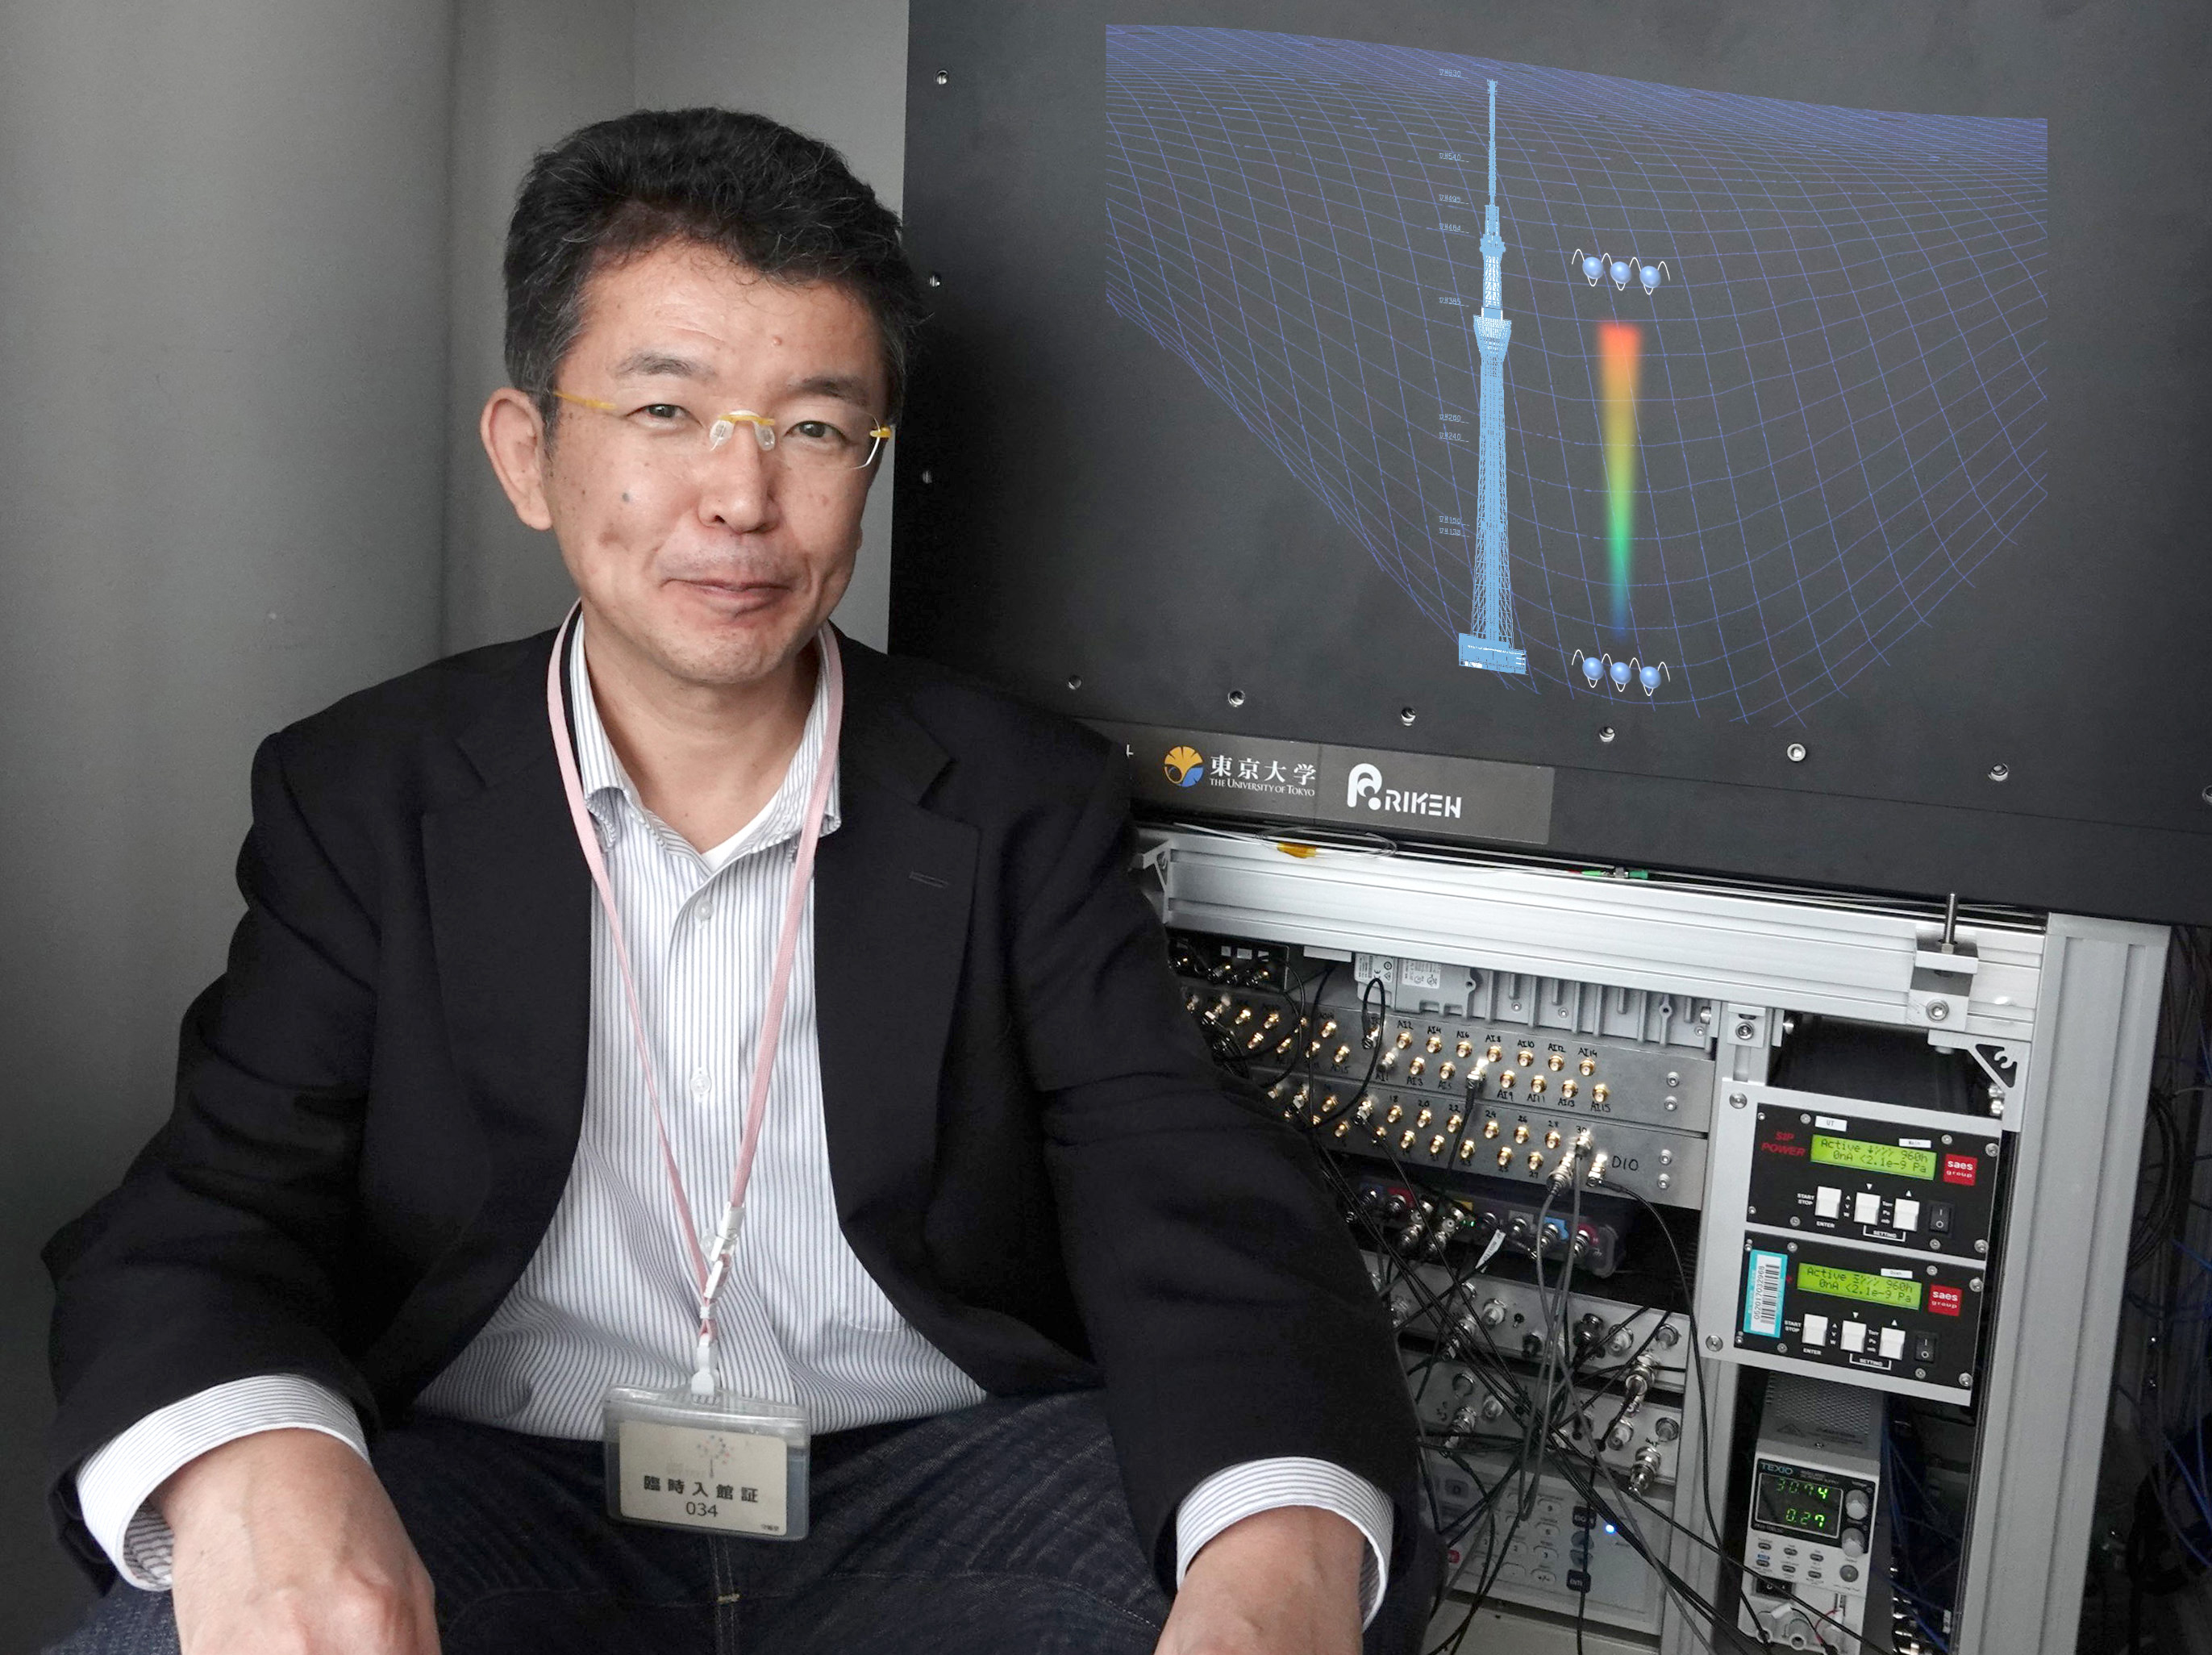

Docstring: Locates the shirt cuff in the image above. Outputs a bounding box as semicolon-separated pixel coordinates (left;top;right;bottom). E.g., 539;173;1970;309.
1175;1457;1395;1628
75;1374;369;1590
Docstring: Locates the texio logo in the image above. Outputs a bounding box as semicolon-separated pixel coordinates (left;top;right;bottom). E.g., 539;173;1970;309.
1347;763;1383;809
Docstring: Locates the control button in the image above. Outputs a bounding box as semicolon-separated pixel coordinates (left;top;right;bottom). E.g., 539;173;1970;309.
1844;1489;1871;1522
1530;1569;1558;1586
1841;1528;1867;1559
1842;1320;1868;1353
1752;1553;1771;1570
1893;1198;1921;1232
1814;1186;1842;1219
1808;1570;1824;1582
1801;1313;1830;1347
1756;1539;1773;1552
1914;1335;1939;1363
1535;1522;1560;1541
1841;1564;1860;1583
1879;1327;1907;1360
1781;1563;1798;1576
1929;1203;1953;1234
1854;1191;1884;1225
1783;1546;1798;1557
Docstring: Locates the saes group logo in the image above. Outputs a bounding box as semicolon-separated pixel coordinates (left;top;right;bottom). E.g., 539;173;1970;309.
1164;745;1206;788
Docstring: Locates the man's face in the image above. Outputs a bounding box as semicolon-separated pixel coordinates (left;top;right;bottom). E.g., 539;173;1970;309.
513;239;887;691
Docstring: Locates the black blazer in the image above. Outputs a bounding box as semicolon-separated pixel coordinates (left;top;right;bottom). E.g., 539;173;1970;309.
45;629;1418;1588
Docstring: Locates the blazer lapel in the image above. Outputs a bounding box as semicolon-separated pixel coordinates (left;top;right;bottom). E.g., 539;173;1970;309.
814;642;976;1292
377;637;592;1391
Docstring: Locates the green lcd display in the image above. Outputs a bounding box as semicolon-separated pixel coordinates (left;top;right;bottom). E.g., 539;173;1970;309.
1755;1469;1843;1540
1810;1134;1938;1181
1797;1262;1923;1311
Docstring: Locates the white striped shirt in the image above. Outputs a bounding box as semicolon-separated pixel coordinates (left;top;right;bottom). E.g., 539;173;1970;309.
77;629;1389;1616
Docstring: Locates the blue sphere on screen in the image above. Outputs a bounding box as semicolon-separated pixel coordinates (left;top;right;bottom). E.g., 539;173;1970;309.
1639;664;1662;691
1581;655;1604;685
1582;254;1603;282
1639;264;1661;293
1610;660;1632;688
1610;258;1631;287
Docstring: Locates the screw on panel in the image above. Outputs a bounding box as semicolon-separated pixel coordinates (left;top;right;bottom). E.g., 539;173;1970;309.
1598;726;1616;744
1065;675;1082;691
1974;1239;1989;1255
1401;707;1418;725
1705;1335;1723;1353
1785;743;1808;763
2202;786;2212;807
1926;1000;1950;1022
927;272;944;288
1988;763;2010;782
1226;688;1245;708
1960;1373;1974;1386
919;468;935;485
935;69;949;84
1728;1093;1748;1109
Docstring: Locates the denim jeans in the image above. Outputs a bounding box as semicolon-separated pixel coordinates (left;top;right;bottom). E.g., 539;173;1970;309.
51;1389;1430;1654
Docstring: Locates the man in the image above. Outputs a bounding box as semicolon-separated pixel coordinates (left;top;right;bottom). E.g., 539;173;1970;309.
45;109;1423;1654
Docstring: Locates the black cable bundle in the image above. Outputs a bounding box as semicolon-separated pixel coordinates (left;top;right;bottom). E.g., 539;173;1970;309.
2113;928;2212;1651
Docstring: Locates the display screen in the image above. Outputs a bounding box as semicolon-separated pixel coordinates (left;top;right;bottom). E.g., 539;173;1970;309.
1755;1469;1845;1540
1811;1134;1938;1182
1798;1262;1923;1310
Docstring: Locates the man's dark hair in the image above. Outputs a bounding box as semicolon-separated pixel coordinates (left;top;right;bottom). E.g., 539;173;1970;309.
504;108;924;426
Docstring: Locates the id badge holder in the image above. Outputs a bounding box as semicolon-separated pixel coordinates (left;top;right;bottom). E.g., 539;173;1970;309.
602;1386;810;1540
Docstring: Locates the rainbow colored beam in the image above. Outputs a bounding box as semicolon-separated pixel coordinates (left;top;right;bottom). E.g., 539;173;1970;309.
1598;321;1642;634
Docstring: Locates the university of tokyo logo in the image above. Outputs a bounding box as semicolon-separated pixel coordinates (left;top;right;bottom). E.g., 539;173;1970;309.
1164;745;1206;787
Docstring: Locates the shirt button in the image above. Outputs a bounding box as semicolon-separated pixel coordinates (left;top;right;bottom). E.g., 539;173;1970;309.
694;903;713;923
689;1069;710;1099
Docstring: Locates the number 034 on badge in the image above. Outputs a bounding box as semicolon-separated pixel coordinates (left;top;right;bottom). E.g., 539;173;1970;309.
603;1387;811;1539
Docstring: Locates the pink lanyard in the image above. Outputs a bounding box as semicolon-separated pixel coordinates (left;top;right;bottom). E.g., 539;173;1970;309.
544;604;845;1397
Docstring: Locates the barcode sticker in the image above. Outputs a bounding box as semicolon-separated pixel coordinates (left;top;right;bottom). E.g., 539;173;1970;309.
1743;1249;1789;1339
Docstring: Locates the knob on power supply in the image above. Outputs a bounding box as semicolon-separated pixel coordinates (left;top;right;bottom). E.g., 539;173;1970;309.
1840;1527;1867;1559
1844;1488;1871;1521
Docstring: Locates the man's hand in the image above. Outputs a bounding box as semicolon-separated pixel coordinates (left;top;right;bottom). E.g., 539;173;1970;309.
1156;1505;1366;1655
156;1428;439;1655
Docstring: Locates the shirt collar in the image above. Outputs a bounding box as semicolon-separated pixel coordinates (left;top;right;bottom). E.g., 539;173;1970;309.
568;618;842;862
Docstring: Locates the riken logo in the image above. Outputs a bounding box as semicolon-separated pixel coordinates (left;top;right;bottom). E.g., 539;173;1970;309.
1345;761;1464;819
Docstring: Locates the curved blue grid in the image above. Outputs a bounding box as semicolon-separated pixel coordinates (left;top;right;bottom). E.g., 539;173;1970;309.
1103;26;2047;722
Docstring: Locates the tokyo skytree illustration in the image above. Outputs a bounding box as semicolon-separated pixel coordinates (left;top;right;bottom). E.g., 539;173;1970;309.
1458;79;1529;674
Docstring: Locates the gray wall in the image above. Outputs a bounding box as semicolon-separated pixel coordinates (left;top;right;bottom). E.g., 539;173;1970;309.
0;1;906;1640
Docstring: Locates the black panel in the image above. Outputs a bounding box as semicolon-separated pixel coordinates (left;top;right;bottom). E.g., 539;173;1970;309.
893;0;2212;922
